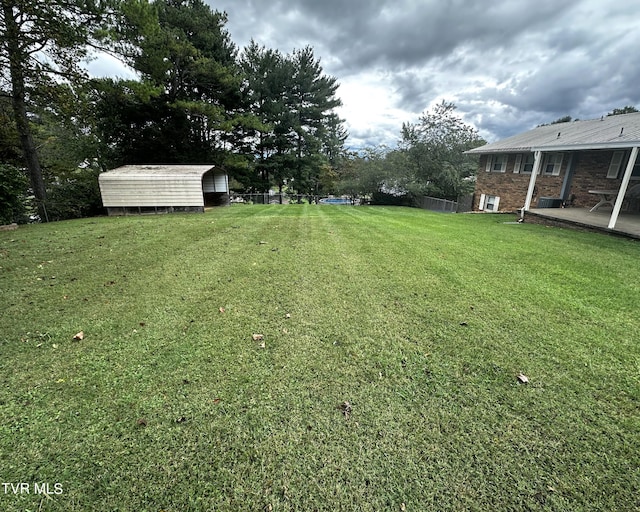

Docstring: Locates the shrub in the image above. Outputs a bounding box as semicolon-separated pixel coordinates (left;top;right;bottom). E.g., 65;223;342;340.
44;168;104;221
0;164;29;224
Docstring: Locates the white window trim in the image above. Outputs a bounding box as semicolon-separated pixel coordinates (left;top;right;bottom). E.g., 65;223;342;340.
514;153;534;174
485;154;507;173
630;153;640;180
541;153;563;176
479;193;500;212
607;151;624;179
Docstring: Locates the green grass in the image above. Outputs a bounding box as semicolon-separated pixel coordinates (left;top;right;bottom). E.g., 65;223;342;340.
1;205;638;511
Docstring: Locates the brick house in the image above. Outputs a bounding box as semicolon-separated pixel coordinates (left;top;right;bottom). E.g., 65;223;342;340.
466;112;640;230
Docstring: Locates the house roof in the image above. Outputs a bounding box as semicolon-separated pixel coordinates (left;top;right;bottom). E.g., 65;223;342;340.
467;112;640;154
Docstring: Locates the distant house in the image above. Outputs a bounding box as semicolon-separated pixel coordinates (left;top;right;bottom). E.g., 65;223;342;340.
466;113;640;230
98;164;229;216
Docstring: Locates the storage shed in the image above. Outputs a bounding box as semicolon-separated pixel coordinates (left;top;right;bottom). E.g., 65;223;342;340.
98;164;229;215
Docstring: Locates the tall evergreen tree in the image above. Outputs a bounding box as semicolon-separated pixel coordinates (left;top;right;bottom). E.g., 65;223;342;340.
100;0;256;166
239;43;345;193
239;41;290;190
287;46;342;194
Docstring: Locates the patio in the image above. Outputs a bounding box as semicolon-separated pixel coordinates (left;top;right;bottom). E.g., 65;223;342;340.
525;207;640;239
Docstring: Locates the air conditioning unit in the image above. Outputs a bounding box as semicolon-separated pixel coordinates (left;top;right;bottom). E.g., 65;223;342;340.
537;197;563;208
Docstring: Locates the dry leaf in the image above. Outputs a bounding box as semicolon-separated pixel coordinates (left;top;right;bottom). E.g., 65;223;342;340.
517;373;529;384
339;401;352;420
219;307;225;313
73;331;84;341
252;333;264;341
136;418;147;427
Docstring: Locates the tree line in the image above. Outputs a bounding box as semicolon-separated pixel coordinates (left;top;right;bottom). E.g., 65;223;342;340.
0;0;346;222
1;0;483;223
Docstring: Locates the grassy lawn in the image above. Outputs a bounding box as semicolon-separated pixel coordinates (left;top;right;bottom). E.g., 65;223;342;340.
1;205;638;511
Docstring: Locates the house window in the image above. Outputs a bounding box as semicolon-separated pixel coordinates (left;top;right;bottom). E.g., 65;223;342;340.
479;193;500;212
632;158;640;180
485;154;507;173
607;151;624;179
514;153;535;174
608;150;640;180
542;153;563;175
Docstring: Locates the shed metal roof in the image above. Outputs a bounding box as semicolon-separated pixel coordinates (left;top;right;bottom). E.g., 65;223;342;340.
467;112;640;154
99;164;216;180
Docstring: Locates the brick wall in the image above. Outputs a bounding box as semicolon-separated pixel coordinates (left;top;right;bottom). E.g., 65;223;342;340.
569;151;624;208
474;150;630;212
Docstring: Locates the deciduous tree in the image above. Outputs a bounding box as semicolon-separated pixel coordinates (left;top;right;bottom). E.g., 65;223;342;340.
398;101;485;200
0;0;124;219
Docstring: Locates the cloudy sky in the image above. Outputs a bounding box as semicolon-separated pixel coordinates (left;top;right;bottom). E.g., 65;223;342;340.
90;0;640;150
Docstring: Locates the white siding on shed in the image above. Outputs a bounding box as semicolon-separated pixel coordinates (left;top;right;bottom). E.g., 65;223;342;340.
98;165;227;208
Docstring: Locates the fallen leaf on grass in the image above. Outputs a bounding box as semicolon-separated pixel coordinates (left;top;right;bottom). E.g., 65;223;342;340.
73;331;84;341
136;418;147;427
517;373;529;384
252;333;266;348
219;307;225;313
212;398;221;405
339;401;352;420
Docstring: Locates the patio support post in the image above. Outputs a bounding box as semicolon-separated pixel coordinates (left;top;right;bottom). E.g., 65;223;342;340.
523;151;542;211
608;146;639;229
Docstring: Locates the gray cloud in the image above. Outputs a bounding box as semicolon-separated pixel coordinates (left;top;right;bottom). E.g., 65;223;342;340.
208;0;640;147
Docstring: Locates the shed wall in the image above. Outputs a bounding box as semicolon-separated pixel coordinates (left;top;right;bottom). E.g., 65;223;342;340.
99;177;205;207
